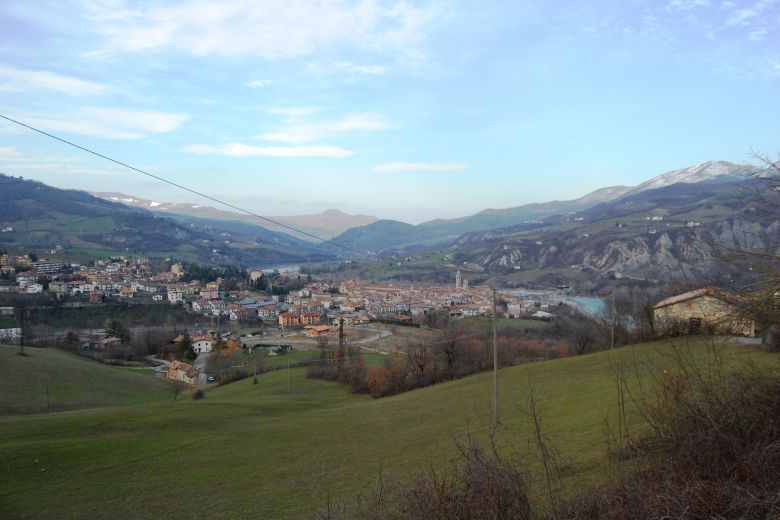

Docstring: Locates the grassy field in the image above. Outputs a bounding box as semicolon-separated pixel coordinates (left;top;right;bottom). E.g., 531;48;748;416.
0;346;171;415
0;339;777;519
461;316;553;334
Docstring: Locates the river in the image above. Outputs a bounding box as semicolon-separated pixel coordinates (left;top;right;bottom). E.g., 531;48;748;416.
500;290;605;316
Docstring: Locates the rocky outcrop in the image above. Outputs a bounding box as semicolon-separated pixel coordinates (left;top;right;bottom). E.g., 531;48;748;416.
462;218;778;282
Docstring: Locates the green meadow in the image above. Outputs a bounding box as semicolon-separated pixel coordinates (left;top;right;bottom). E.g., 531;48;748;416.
1;340;776;519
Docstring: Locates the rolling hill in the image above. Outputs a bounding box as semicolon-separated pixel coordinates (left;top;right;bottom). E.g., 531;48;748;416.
0;340;776;518
0;346;170;415
0;175;335;266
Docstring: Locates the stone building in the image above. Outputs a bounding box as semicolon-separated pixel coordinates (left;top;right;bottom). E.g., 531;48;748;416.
653;287;754;337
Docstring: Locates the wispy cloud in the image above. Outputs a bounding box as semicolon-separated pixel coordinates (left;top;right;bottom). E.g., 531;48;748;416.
0;146;20;160
0;151;119;176
665;0;710;10
748;28;768;40
0;66;110;96
258;113;391;143
247;79;272;88
183;142;354;158
13;108;188;140
725;0;776;26
268;107;319;120
83;0;436;63
307;61;388;76
374;162;470;172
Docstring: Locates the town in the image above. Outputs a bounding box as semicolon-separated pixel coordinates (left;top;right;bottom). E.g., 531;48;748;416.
1;251;575;382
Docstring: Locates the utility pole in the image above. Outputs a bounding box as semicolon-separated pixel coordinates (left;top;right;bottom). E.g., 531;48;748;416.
18;305;26;356
253;351;258;385
287;362;291;394
492;285;499;424
610;292;615;350
337;317;345;369
338;317;345;349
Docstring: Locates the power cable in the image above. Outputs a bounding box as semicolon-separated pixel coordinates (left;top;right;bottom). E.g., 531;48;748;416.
0;113;365;255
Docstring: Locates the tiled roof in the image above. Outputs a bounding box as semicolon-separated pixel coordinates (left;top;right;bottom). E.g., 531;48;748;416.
653;287;739;309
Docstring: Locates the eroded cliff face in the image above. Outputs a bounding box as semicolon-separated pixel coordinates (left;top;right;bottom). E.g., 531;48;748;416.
461;218;779;282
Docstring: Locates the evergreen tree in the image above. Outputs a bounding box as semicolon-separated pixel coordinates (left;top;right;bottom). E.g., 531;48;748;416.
179;334;196;361
104;320;129;342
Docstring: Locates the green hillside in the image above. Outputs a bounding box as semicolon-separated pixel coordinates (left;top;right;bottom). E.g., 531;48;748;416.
0;346;171;415
0;340;776;519
0;174;333;266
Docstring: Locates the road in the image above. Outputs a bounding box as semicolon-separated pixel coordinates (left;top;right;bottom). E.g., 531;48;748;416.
260;326;394;350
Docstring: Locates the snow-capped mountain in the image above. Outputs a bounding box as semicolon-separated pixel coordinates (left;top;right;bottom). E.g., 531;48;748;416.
574;185;633;205
633;161;756;193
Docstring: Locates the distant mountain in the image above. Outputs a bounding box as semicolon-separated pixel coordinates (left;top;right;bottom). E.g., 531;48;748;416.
0;175;334;266
633;160;753;192
92;192;378;240
332;161;758;254
324;220;423;254
451;174;777;286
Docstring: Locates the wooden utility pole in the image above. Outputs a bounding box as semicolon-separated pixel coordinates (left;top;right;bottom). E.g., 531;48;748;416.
610;292;615;350
337;317;345;369
492;286;499;424
18;305;26;356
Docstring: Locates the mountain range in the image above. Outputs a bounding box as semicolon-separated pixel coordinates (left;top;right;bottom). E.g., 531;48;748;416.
2;160;775;287
329;161;760;254
91;193;378;241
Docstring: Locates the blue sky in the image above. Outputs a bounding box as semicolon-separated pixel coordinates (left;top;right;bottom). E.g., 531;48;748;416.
0;0;778;224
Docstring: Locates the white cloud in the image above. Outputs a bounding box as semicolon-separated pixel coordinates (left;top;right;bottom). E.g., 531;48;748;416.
247;79;272;88
81;107;187;133
258;113;390;143
665;0;710;10
374;162;470;172
84;0;436;62
0;146;20;160
268;107;319;119
14;108;188;140
307;61;388;76
0;151;119;176
0;66;110;96
748;28;768;40
183;142;354;158
725;0;776;26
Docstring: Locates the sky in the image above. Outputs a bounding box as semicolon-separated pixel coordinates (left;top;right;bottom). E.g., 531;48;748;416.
0;0;778;224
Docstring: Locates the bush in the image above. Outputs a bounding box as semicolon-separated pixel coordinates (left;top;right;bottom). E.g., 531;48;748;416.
561;351;780;519
192;389;204;400
314;442;531;520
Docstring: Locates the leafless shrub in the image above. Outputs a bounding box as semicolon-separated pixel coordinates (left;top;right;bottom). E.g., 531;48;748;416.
562;339;780;519
312;441;532;520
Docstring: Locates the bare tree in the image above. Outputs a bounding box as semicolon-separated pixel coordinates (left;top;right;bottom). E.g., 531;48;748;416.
433;323;464;377
405;339;430;383
172;380;185;401
716;153;780;345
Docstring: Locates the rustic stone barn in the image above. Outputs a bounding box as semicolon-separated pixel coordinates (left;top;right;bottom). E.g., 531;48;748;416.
653;287;755;337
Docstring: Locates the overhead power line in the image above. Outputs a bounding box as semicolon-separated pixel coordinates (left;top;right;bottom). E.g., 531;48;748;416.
0;113;364;255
